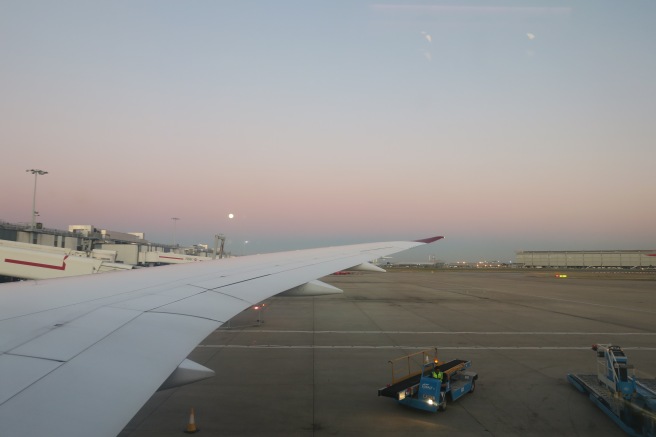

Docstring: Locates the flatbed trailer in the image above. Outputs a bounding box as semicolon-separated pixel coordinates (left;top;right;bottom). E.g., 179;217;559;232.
568;344;656;437
378;349;477;413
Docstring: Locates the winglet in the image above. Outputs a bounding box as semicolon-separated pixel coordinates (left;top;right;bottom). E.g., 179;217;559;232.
414;236;444;244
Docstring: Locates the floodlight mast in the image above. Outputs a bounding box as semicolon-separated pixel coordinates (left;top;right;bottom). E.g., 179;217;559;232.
171;217;180;246
26;169;48;230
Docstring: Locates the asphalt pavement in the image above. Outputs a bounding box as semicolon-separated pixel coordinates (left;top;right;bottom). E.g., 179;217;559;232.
119;270;656;436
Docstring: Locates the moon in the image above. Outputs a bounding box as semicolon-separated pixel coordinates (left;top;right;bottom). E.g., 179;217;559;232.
228;213;234;219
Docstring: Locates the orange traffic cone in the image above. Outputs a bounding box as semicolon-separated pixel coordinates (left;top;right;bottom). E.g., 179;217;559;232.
184;407;198;434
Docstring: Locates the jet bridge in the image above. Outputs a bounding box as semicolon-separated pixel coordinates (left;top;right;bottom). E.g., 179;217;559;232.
0;241;132;280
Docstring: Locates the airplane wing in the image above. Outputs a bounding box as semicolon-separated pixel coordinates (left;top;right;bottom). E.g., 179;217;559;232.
0;236;442;436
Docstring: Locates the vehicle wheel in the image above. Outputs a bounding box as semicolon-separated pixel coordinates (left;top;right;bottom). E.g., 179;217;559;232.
469;380;476;393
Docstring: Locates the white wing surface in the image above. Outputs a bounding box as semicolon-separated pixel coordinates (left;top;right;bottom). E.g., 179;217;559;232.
0;237;442;436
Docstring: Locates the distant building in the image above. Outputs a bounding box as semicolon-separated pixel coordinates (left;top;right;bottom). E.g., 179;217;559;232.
443;261;510;269
515;250;656;268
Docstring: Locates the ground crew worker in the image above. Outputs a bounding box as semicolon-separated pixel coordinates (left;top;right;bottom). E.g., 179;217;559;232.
431;370;443;381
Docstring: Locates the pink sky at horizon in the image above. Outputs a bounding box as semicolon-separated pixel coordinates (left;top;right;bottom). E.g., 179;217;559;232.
2;157;652;261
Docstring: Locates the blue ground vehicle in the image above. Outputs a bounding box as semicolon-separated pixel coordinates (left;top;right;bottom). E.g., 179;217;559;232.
568;344;656;437
378;349;477;413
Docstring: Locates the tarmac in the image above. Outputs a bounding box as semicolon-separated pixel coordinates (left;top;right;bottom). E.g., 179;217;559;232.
119;270;656;436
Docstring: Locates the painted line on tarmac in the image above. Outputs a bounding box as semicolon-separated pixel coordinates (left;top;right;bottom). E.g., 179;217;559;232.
198;344;656;350
216;330;656;335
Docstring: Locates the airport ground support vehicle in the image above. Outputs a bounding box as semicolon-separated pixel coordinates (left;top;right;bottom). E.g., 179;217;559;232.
378;348;477;413
568;344;656;437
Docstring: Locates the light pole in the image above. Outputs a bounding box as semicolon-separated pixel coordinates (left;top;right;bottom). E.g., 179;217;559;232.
171;217;180;246
26;169;48;230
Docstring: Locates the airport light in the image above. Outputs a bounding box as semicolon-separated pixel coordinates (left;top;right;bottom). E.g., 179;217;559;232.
26;169;48;230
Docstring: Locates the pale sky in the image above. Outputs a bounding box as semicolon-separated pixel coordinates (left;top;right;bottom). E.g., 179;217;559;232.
1;1;655;262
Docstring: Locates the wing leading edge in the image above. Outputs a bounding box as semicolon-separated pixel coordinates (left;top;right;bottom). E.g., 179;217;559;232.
0;236;442;436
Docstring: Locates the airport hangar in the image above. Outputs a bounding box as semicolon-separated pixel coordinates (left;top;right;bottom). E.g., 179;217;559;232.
516;250;656;268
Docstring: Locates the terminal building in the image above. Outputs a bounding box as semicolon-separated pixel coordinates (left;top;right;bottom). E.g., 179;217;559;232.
516;250;656;269
0;220;223;282
0;221;210;261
